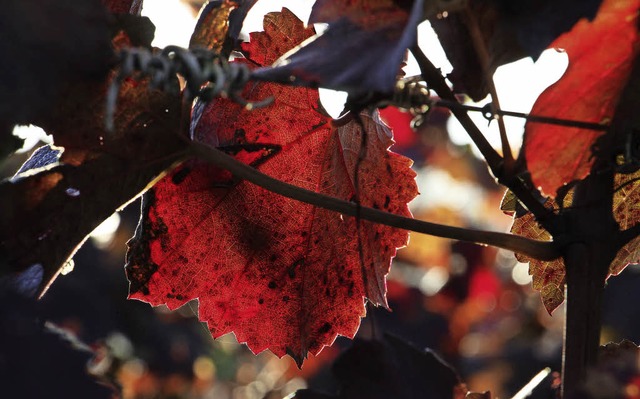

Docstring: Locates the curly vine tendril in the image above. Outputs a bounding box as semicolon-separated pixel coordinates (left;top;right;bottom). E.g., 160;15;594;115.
105;46;274;132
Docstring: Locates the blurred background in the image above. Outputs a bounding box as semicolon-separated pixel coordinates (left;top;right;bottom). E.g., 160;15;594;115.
3;0;640;398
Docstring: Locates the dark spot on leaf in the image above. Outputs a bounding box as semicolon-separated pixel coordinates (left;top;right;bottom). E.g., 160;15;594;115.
237;218;272;254
176;294;184;300
268;281;277;289
167;293;174;299
325;287;330;297
318;322;331;334
282;295;290;302
384;195;390;208
269;254;278;262
258;298;264;304
233;128;247;142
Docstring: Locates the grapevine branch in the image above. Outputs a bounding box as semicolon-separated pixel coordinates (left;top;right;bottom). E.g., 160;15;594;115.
410;45;555;226
188;140;560;260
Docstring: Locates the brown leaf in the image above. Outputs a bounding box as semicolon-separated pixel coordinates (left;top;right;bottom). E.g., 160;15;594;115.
189;0;237;51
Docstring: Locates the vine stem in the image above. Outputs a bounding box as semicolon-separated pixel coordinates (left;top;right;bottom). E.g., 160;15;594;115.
463;8;514;167
410;45;555;229
188;140;559;260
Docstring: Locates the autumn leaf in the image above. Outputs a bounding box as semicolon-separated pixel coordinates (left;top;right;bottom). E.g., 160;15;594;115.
611;169;640;275
504;168;640;313
126;9;418;365
506;201;566;313
189;0;258;56
251;0;423;95
521;0;640;198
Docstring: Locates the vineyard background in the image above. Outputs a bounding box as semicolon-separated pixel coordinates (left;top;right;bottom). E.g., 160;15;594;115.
3;0;640;398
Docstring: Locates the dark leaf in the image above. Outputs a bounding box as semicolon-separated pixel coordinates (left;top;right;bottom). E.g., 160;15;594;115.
0;76;186;295
251;0;423;96
294;334;463;399
0;292;115;398
102;0;143;14
430;0;603;100
0;0;112;131
569;340;640;399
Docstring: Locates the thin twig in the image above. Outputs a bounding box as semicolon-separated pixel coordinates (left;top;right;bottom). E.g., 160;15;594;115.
189;140;560;260
463;8;514;166
434;100;609;131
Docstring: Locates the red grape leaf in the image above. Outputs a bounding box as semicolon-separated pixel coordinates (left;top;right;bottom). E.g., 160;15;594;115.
239;7;315;67
522;0;640;198
126;9;418;365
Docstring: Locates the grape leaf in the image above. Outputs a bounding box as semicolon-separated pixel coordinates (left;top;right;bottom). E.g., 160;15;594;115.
126;9;418;365
0;77;186;294
190;0;237;51
189;0;258;56
0;2;185;290
293;334;464;399
611;170;640;275
430;0;602;101
251;0;423;95
504;168;640;313
521;0;640;198
506;202;566;313
0;0;112;144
